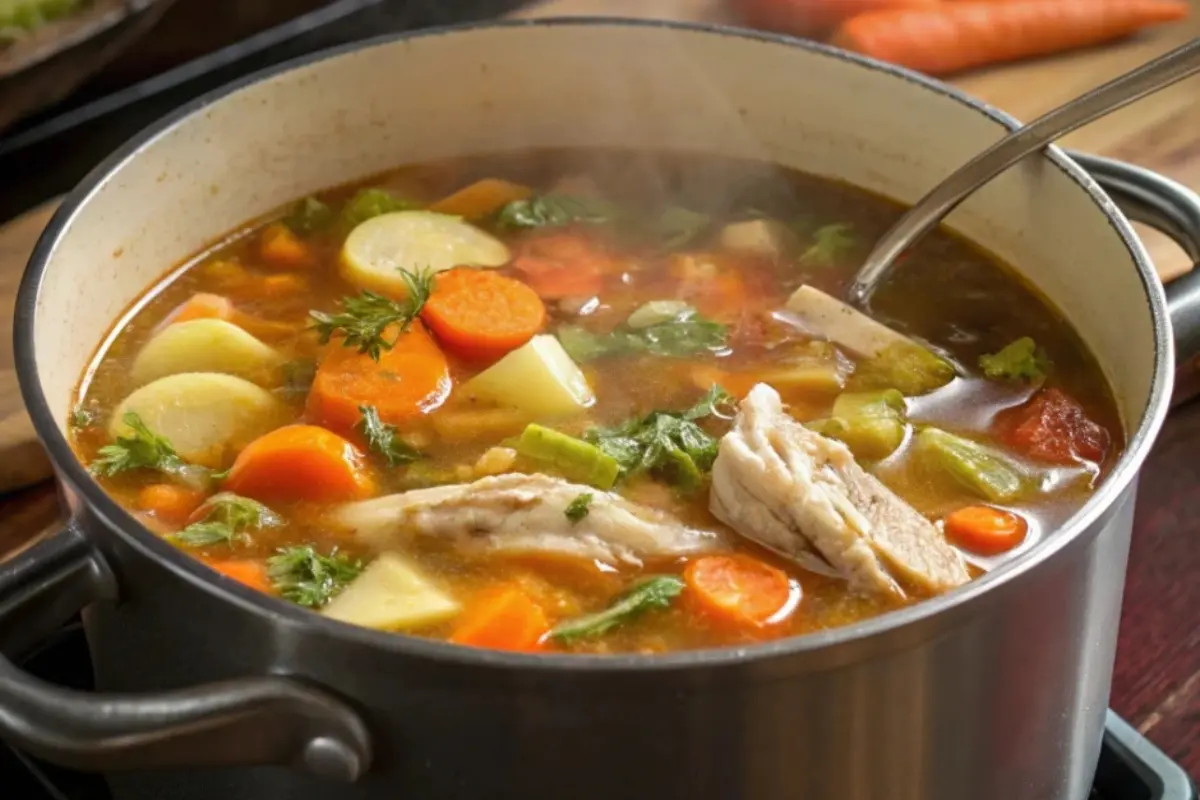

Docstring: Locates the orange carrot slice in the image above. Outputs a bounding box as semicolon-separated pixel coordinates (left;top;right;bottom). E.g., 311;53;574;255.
449;584;551;652
943;505;1028;555
306;322;450;434
136;484;207;527
831;0;1191;76
224;424;375;503
429;178;534;220
259;223;315;269
164;293;235;326
422;269;547;361
204;558;272;593
684;554;794;629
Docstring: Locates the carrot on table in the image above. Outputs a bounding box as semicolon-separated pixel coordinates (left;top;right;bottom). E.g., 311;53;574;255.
449;584;551;652
136;484;207;527
684;553;795;629
734;0;936;36
224;424;375;503
429;178;534;220
204;558;273;593
943;505;1028;555
259;223;315;269
306;322;451;434
830;0;1191;76
422;269;547;361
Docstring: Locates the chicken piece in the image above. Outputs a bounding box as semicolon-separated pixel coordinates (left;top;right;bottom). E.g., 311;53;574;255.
331;473;725;568
709;384;970;598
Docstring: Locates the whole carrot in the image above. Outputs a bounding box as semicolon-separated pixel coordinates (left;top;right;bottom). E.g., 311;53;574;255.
831;0;1190;76
733;0;939;37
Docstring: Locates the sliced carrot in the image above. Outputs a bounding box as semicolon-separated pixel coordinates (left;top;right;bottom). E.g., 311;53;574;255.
449;584;551;652
734;0;936;36
259;223;315;269
944;505;1028;555
831;0;1190;76
136;484;207;527
204;558;273;593
224;424;375;503
422;269;547;361
684;554;794;629
511;232;614;299
306;322;451;434
201;259;310;300
163;293;234;326
429;178;534;220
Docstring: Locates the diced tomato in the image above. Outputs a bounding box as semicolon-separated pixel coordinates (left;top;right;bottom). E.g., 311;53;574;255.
511;231;615;299
996;388;1110;465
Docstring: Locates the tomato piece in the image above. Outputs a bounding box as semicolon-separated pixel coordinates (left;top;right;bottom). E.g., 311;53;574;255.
997;388;1110;465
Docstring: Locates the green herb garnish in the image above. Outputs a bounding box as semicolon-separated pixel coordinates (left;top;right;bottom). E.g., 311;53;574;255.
309;269;433;361
979;337;1050;383
564;492;594;523
557;310;727;363
70;404;98;430
268;545;363;608
495;194;615;230
283;197;334;234
800;223;855;267
91;412;188;478
340;188;418;229
550;575;685;642
170;493;282;548
585;386;734;491
357;405;422;466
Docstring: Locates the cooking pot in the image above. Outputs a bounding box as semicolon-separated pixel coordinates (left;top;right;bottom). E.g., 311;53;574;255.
2;18;1200;800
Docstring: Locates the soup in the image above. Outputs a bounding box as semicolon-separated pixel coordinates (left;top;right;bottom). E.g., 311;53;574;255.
70;150;1123;655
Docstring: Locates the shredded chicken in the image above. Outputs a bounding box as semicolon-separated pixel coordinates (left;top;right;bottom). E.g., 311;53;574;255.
709;384;971;598
331;473;725;568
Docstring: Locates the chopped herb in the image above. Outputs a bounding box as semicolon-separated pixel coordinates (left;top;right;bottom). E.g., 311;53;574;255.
565;492;593;523
277;360;316;398
309;269;433;361
557;310;727;363
91;412;188;478
800;223;855;267
70;404;99;430
585;386;734;491
494;193;616;230
979;337;1050;383
268;545;363;608
550;575;685;642
283;197;334;234
357;405;422;466
170;493;282;548
340;188;418;229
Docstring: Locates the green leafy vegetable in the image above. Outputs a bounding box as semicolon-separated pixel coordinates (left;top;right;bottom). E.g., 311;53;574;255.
517;425;620;489
550;575;685;642
915;427;1027;503
557;310;727;363
268;545;363;608
799;223;855;267
849;341;956;396
309;269;433;361
283;197;334;234
340;188;418;229
91;412;190;479
494;194;615;230
654;206;711;249
585;386;734;491
70;404;98;430
170;493;282;548
979;337;1050;383
565;492;593;523
357;405;422;466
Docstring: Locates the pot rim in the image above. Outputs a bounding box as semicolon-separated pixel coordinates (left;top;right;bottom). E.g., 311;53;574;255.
16;16;1173;672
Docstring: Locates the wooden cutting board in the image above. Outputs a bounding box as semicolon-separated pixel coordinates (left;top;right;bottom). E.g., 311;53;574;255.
0;0;1197;497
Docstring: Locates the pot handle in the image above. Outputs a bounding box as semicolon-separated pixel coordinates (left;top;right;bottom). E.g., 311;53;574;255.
0;524;372;781
1067;151;1200;364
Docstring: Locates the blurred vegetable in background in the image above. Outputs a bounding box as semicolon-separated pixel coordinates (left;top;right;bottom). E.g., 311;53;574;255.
730;0;1191;75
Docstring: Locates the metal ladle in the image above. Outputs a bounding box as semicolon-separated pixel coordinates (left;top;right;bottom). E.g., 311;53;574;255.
847;37;1200;308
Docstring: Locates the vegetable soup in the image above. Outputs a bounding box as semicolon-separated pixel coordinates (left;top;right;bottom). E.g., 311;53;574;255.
71;150;1123;655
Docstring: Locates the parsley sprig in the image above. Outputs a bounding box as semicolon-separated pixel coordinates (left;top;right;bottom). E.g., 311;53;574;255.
170;493;282;548
268;545;362;608
356;405;422;466
92;412;189;478
309;269;433;361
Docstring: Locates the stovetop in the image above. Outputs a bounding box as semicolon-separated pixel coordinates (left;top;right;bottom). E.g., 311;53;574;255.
1;622;1195;800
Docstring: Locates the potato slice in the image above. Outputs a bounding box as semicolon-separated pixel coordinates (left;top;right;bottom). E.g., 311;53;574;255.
322;552;461;631
341;210;510;296
719;219;796;259
110;373;289;465
464;334;594;417
131;319;283;386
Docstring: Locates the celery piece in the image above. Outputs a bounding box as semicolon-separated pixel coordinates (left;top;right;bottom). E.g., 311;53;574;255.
915;428;1025;503
850;341;955;396
820;389;908;460
517;424;621;489
979;337;1050;383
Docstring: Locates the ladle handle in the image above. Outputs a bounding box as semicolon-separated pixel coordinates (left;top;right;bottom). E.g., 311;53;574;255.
849;38;1200;307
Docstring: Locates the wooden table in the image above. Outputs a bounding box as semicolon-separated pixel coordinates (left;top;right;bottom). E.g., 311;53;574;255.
0;0;1197;779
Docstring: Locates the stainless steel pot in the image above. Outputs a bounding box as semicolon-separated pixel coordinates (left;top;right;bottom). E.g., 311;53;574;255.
3;19;1200;800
